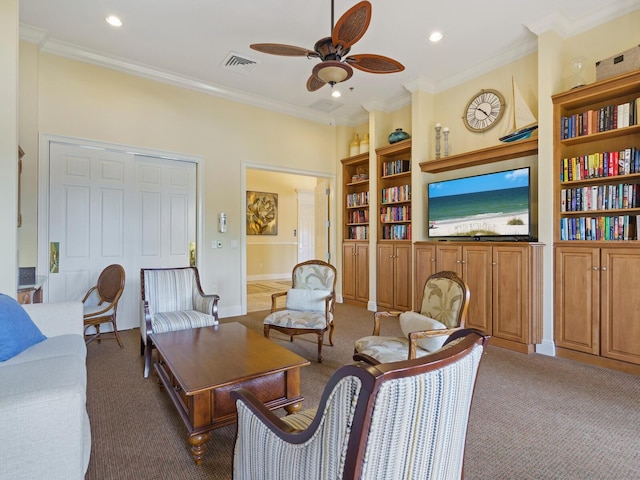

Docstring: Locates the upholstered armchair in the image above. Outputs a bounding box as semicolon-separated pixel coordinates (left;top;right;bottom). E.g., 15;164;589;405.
140;267;219;377
232;330;488;480
263;260;337;362
354;270;470;364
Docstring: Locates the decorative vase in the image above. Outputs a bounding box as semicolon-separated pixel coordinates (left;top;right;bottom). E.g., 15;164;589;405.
388;128;410;144
359;133;370;154
349;133;360;156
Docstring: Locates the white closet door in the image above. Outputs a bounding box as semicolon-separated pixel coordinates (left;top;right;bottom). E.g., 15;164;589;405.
47;142;196;331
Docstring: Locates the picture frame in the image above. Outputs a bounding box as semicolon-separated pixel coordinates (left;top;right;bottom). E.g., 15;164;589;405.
246;191;278;235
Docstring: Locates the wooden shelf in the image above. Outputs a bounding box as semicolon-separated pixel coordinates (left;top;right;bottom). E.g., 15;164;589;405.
419;137;538;173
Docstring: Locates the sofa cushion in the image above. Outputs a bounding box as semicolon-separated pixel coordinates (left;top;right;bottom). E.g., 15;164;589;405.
0;294;47;362
1;334;86;367
399;311;448;353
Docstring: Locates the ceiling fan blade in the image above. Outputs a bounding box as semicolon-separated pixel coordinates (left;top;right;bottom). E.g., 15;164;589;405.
250;43;319;57
331;1;371;49
346;54;405;74
306;74;326;92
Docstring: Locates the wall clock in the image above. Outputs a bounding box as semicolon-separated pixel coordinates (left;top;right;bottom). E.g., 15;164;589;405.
463;89;505;133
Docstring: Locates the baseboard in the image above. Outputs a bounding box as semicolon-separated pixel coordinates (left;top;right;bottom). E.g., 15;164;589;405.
535;339;556;357
247;273;291;282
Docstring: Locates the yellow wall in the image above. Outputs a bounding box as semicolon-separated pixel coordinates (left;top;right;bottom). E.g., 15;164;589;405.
18;49;336;314
246;169;318;279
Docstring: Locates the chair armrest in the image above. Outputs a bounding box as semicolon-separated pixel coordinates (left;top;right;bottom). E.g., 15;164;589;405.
352;352;381;365
231;388;300;436
270;291;287;313
194;293;220;319
371;310;403;336
407;327;462;359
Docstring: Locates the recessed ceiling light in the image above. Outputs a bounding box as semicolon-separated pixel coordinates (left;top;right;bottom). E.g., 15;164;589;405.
429;31;443;43
106;16;122;27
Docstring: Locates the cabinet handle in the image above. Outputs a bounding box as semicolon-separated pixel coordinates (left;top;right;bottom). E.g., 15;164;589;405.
491;262;497;266
601;266;607;271
592;266;599;271
461;260;466;264
456;260;461;263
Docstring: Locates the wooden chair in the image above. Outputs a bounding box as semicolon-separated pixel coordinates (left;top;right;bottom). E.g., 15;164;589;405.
140;266;219;377
263;260;337;363
232;330;488;480
354;270;470;364
82;264;126;346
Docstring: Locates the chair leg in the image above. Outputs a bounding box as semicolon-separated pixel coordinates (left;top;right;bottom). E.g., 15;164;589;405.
111;321;124;348
140;337;145;356
317;332;324;363
263;324;270;338
328;322;335;346
143;340;153;378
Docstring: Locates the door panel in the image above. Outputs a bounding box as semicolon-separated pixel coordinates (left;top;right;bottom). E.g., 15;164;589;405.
48;143;196;332
492;246;528;343
463;246;492;334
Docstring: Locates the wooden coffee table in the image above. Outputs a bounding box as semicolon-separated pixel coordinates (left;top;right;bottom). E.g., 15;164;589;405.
150;322;310;465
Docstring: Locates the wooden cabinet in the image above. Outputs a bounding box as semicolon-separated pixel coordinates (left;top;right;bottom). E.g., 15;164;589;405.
552;71;640;372
341;153;370;307
377;242;412;310
342;242;369;306
555;246;640;367
416;241;543;354
413;243;436;310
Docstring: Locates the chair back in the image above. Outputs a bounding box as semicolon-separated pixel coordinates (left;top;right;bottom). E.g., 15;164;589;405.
291;260;337;291
141;267;200;314
419;270;470;329
350;331;486;479
96;264;126;305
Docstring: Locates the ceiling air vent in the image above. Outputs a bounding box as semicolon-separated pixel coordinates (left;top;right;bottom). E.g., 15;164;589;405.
309;98;343;112
221;52;259;75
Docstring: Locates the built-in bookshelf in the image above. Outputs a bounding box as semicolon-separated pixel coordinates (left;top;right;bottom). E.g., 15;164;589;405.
553;70;640;243
341;153;370;241
552;70;640;373
377;140;412;241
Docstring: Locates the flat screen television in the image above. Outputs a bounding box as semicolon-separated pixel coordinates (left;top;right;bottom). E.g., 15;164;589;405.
427;167;531;239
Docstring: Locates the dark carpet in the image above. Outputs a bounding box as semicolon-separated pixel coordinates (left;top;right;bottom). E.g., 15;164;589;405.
85;303;640;479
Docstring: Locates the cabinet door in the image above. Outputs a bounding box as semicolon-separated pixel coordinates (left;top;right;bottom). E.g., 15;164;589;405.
554;246;600;354
601;248;640;365
393;243;412;311
463;245;492;335
377;244;395;309
436;245;462;275
355;243;369;304
414;244;436;311
342;243;356;301
492;245;530;343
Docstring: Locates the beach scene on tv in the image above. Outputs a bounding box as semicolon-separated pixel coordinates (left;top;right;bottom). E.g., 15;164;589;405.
428;168;530;238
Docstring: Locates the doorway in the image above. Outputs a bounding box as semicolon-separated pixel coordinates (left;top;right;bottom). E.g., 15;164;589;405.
245;167;332;313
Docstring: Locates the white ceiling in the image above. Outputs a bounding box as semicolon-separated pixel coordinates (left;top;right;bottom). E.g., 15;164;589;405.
18;0;637;125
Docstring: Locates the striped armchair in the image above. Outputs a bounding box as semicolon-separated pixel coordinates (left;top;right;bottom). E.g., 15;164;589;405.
232;330;488;480
140;267;219;377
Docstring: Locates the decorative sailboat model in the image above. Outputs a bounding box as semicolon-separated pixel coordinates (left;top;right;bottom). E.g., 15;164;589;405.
499;77;538;143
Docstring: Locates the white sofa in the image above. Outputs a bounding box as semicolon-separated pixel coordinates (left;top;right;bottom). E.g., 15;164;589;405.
0;301;91;480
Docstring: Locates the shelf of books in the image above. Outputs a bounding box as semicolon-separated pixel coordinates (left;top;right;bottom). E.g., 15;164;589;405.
341;152;370;241
376;140;412;241
553;70;640;244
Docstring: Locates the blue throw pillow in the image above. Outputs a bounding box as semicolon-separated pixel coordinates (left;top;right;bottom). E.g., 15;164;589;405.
0;293;47;361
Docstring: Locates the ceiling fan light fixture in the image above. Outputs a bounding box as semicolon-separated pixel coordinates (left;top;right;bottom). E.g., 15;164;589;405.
313;61;353;85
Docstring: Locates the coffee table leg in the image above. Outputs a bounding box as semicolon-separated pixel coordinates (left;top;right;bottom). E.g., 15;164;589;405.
284;402;302;414
187;432;211;465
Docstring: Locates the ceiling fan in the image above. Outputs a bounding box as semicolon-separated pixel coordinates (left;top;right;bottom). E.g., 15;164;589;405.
250;0;404;92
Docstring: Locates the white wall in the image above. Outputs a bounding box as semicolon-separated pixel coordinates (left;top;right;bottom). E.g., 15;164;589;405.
0;0;19;296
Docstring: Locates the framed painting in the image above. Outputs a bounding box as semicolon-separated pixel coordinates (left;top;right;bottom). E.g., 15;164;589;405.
246;191;278;235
